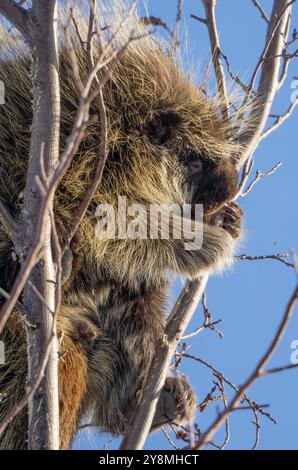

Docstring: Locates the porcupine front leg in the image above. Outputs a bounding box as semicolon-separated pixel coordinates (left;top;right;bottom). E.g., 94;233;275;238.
165;202;243;278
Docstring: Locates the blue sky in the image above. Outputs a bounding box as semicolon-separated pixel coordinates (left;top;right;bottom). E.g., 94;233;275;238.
74;0;298;450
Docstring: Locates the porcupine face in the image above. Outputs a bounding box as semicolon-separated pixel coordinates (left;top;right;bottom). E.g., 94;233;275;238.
101;49;239;218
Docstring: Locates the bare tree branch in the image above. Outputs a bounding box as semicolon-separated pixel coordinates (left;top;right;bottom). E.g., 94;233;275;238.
190;14;207;26
181;291;223;340
220;50;251;94
181;319;222;340
172;0;183;48
201;0;229;122
0;3;150;449
120;275;208;450
240;161;283;196
0;238;42;334
260;363;298;376
0;287;36;328
119;0;296;452
215;377;230;450
237;1;294;169
0;0;295;452
251;0;269;23
278;50;298;89
194;282;298;449
251;407;261;450
260;100;298;141
235;253;294;268
0;14;135;334
162;428;181;450
0;200;19;241
20;0;61;450
64;4;109;248
178;351;278;428
0;0;29;38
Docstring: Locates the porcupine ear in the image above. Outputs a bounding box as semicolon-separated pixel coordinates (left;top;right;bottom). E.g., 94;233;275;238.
145;111;182;145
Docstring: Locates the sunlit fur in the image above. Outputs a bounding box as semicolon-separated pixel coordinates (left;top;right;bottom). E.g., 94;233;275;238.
0;1;242;449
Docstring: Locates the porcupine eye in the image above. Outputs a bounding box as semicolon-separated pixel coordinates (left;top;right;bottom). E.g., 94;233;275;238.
179;149;212;178
145;111;182;145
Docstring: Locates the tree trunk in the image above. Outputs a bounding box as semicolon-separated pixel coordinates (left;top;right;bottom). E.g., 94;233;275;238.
21;0;60;450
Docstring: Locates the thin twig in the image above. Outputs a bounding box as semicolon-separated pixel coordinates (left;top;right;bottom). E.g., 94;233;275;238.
140;16;171;35
28;281;55;316
240;161;283;196
182;291;222;339
197;385;218;412
181;319;222;340
236;253;294;268
194;282;298;448
0;238;43;334
260;100;298;141
190;14;207;25
251;408;261;450
172;0;183;48
201;0;229;122
261;363;298;376
177;352;277;425
162;428;181;450
214;377;230;450
0;200;19;241
244;1;295;105
0;287;36;328
0;0;30;38
201;291;223;339
251;0;269;23
65;78;108;247
220;50;250;94
236;1;294;169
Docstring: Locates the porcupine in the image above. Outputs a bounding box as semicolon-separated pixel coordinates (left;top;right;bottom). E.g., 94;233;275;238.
0;1;242;449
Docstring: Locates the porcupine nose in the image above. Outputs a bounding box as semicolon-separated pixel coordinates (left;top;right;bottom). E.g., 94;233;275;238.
188;154;238;215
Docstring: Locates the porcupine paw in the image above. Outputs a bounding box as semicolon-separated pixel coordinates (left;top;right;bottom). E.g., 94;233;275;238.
70;319;100;351
207;202;243;240
151;376;196;430
221;202;243;239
